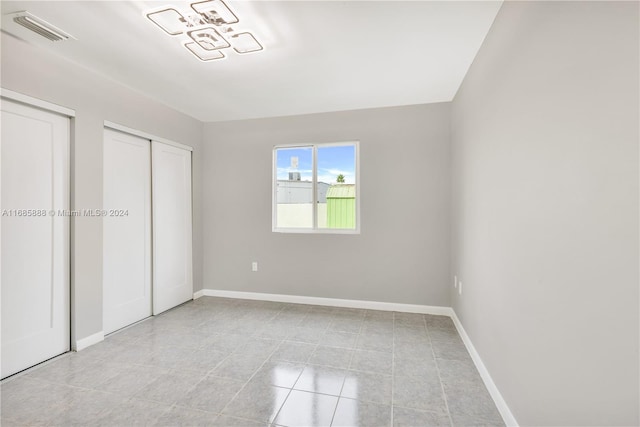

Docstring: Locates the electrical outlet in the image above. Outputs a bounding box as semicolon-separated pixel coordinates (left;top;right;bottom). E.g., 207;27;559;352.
252;261;258;272
459;281;462;295
454;275;457;288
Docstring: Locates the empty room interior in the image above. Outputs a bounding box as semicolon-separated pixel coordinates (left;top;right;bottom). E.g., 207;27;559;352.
0;1;638;426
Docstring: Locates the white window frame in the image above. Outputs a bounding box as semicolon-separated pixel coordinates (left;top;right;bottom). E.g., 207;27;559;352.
272;141;360;234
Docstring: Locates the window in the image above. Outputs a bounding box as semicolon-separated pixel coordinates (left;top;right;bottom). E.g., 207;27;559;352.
273;141;359;233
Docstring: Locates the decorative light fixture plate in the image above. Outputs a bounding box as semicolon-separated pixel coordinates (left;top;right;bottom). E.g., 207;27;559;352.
146;0;262;62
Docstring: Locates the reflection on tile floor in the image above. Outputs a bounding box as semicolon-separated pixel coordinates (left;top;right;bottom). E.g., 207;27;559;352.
1;297;504;426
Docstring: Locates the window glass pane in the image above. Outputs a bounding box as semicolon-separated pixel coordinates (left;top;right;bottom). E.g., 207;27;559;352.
275;147;313;228
316;144;356;230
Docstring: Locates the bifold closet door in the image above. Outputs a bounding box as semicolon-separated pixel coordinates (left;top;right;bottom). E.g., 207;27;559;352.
1;99;70;378
103;128;152;334
152;141;193;314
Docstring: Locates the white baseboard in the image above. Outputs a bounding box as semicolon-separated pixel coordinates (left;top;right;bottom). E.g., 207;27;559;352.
451;310;518;427
193;289;205;299
74;331;104;351
201;289;451;316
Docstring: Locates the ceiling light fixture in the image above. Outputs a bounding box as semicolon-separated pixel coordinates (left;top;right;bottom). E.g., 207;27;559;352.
146;0;263;62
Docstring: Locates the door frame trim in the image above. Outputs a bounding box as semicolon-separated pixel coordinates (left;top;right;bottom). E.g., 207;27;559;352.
104;121;193;152
1;88;76;117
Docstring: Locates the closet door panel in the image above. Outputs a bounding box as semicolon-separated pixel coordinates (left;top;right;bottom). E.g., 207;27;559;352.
1;99;70;378
103;128;152;334
152;141;193;314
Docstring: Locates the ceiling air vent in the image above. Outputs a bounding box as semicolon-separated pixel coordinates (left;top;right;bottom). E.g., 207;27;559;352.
5;11;74;42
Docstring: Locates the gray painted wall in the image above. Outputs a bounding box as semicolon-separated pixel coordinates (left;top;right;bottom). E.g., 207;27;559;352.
1;33;204;342
451;2;639;425
203;104;451;306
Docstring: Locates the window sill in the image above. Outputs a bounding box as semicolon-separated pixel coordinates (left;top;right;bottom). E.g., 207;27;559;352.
272;227;360;235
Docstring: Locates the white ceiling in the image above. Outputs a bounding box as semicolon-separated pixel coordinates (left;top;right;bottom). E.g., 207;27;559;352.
1;1;502;122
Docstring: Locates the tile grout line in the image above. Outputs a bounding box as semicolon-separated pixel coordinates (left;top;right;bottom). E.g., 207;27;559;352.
147;307;246;411
24;308;214;409
328;310;366;426
270;305;335;425
312;308;342;423
126;306;239;413
215;303;293;424
424;316;454;427
169;302;285;422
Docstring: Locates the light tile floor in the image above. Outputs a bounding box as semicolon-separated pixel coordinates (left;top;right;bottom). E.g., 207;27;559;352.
1;297;504;426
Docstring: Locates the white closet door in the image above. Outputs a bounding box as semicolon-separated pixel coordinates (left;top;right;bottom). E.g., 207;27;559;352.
152;141;193;314
103;129;152;334
1;99;70;378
